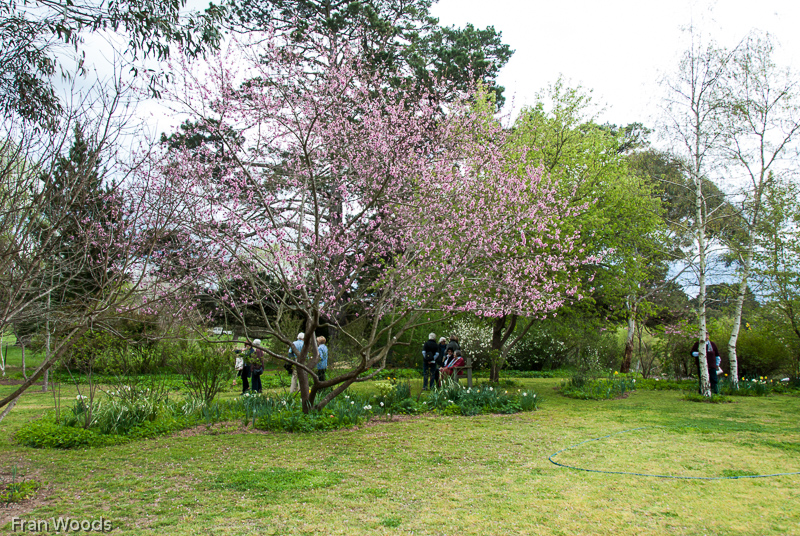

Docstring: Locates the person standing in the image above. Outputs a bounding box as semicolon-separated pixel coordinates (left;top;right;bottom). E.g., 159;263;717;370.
691;333;721;394
445;335;460;356
422;333;439;390
289;333;304;394
434;337;447;388
250;339;264;394
235;344;252;394
316;336;328;382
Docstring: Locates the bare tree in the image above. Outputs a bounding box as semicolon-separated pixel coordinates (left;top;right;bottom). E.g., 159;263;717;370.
0;74;190;419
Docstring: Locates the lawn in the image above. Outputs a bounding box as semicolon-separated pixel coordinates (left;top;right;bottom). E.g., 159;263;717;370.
1;377;799;535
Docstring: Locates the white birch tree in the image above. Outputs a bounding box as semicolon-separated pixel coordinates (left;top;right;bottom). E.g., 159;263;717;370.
661;29;734;396
717;32;800;389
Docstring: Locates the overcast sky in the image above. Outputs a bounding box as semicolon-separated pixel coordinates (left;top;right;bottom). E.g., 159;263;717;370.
429;0;800;127
97;0;799;143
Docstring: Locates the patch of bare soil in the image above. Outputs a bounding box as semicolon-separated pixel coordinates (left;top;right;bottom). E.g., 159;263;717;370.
0;468;52;526
0;379;26;386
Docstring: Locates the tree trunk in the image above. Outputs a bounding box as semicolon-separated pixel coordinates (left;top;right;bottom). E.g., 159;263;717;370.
43;291;51;392
490;315;516;383
695;171;711;397
621;300;637;373
298;320;319;414
21;344;26;380
726;246;753;390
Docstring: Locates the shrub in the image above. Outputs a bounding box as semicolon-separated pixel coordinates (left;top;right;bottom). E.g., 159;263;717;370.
177;343;234;405
425;379;533;415
720;376;776;397
253;392;374;432
559;372;637;400
15;415;198;449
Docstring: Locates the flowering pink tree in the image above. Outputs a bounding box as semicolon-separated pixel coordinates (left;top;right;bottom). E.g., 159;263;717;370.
152;28;589;411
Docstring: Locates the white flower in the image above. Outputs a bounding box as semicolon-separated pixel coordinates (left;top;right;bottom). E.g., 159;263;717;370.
351;401;354;405
489;387;493;391
364;405;372;410
632;379;636;383
533;394;536;398
380;402;384;407
522;392;527;397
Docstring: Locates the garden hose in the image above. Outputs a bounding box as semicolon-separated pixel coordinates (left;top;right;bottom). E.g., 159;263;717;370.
548;426;800;480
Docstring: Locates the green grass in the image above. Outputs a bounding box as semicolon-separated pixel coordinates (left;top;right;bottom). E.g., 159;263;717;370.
1;379;800;535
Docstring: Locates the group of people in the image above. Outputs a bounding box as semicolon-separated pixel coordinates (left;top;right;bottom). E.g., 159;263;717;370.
287;333;328;393
691;331;723;394
234;339;265;393
234;334;329;395
422;333;465;390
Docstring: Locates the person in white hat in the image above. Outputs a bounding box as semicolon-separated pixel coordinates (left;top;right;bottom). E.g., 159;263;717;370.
288;333;304;393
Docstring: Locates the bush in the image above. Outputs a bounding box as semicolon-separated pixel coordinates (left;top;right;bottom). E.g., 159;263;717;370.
15;415;198;449
424;379;535;415
720;376;779;397
177;343;234;404
632;378;697;391
253;392;375;432
559;372;637;400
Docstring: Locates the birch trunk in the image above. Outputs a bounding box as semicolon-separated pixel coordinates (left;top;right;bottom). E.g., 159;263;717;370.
726;245;753;390
695;171;711;397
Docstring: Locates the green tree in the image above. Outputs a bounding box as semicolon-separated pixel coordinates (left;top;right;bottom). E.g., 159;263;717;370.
225;0;513;107
715;32;800;389
0;0;224;125
508;80;670;376
756;178;800;378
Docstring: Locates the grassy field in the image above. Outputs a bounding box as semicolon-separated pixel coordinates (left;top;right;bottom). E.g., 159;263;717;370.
1;377;799;535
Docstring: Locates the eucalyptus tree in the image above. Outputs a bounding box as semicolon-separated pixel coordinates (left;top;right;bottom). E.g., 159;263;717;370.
0;0;224;125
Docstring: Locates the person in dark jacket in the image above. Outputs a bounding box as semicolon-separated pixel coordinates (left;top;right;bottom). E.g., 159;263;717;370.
691;332;720;394
250;339;264;393
445;335;460;356
235;344;253;394
422;333;439;390
434;337;447;388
